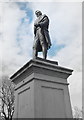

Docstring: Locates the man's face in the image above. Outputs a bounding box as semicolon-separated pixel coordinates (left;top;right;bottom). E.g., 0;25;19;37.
36;12;41;17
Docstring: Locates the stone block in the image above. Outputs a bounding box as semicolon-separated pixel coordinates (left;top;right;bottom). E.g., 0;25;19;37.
10;58;73;118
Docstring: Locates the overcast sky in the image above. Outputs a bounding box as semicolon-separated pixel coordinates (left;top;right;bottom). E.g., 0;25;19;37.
0;2;82;110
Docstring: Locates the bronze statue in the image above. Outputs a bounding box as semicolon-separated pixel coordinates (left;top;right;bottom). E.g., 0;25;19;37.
33;10;52;59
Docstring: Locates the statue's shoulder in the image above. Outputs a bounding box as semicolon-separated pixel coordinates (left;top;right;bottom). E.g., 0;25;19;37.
42;14;49;20
42;14;48;18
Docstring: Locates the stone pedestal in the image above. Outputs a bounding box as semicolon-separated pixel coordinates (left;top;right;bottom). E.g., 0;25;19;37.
10;58;73;118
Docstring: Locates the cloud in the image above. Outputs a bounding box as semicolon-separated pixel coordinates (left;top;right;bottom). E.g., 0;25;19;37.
0;2;82;110
1;3;30;76
69;72;82;109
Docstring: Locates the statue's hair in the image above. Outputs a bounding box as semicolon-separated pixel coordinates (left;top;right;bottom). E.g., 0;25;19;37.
35;10;42;15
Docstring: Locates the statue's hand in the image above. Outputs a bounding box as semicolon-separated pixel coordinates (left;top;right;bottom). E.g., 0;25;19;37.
48;43;52;49
34;24;40;27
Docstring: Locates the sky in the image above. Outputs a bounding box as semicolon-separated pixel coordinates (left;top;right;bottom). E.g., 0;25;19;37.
0;1;82;110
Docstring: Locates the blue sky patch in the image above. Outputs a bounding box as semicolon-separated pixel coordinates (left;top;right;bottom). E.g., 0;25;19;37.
16;2;33;23
48;43;65;57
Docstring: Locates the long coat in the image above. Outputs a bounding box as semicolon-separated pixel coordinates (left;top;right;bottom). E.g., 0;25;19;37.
33;14;52;52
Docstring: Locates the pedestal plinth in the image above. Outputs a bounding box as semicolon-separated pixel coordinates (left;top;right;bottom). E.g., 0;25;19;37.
10;58;73;118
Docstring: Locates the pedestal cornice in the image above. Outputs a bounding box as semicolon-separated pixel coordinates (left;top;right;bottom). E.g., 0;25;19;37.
10;58;73;84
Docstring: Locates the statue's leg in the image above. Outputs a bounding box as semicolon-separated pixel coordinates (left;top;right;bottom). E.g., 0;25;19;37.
33;48;38;59
42;44;47;59
38;29;47;59
33;33;39;59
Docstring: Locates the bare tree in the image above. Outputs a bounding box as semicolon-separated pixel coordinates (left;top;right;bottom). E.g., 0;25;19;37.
73;106;82;119
0;76;15;120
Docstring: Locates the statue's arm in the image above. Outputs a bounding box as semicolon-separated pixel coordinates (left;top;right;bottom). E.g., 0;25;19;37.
34;26;36;36
39;16;49;28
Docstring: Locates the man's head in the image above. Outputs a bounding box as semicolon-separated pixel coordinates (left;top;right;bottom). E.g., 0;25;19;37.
35;10;42;17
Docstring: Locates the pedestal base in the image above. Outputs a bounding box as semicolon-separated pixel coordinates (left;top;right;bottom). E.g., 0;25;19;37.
10;58;73;118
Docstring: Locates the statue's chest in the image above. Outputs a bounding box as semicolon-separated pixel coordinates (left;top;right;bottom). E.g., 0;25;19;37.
35;16;43;24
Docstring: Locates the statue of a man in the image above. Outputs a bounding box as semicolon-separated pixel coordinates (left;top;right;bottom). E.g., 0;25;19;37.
33;10;52;59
